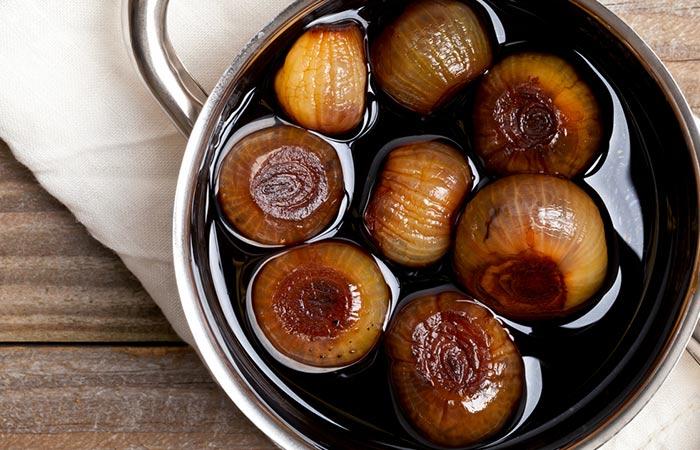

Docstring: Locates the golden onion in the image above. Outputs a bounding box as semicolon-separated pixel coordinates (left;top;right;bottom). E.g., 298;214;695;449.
386;291;523;446
217;125;344;245
371;0;493;114
275;23;367;135
473;52;603;177
251;241;391;369
364;140;473;267
453;174;608;320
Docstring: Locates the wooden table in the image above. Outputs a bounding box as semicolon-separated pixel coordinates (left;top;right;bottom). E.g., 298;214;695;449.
0;1;697;447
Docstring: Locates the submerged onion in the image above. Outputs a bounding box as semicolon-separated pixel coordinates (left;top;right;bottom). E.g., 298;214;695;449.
218;125;344;245
275;22;367;135
453;174;608;320
386;291;524;447
251;241;391;369
371;0;493;114
364;141;473;267
473;52;603;177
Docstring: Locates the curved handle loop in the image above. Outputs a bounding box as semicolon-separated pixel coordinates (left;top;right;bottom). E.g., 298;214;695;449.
123;0;208;136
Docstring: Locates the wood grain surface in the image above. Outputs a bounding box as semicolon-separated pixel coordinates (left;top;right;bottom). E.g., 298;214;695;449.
0;146;178;343
0;346;274;449
0;0;697;448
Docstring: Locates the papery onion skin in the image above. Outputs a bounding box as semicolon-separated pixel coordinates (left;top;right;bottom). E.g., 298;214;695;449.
473;52;603;177
364;141;473;267
453;174;608;320
252;241;390;368
275;23;367;135
371;0;493;115
218;125;344;245
386;291;524;447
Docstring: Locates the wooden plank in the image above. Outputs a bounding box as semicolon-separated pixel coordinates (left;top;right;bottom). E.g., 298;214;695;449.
601;0;700;113
0;284;176;341
0;346;275;449
0;143;178;342
666;61;700;113
0;212;107;256
0;433;272;449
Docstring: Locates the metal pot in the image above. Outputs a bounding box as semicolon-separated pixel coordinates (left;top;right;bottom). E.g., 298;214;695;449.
124;0;700;448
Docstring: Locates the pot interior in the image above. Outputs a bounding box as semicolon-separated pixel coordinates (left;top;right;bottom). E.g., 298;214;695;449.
187;0;699;448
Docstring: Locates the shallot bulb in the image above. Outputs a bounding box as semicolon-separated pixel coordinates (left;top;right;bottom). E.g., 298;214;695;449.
364;140;473;267
250;241;391;369
217;125;345;245
386;290;523;446
275;23;367;135
453;174;608;320
371;0;493;114
473;52;603;177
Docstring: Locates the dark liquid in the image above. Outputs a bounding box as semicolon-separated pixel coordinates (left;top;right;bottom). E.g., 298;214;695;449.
199;1;657;448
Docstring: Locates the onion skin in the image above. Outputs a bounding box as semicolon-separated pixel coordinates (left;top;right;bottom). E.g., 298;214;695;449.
218;125;344;245
386;291;523;447
371;0;493;115
453;174;608;320
364;141;473;267
473;52;603;177
275;23;367;135
252;241;390;368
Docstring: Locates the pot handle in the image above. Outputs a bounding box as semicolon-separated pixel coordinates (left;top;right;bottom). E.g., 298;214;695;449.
123;0;207;136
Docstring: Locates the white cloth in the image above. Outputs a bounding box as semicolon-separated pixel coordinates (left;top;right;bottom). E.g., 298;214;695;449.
0;0;290;343
0;1;696;448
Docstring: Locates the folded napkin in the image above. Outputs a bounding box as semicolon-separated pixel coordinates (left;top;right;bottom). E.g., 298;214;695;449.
0;0;697;447
0;0;289;343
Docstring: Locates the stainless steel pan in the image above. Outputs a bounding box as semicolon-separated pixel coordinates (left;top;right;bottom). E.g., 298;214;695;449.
124;0;700;448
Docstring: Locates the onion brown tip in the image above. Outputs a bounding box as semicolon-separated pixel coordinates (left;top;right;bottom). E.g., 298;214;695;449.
251;241;391;369
453;174;609;320
386;290;524;446
217;125;345;246
473;52;603;177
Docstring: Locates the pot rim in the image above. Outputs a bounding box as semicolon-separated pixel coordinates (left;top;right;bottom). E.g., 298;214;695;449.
172;1;700;449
